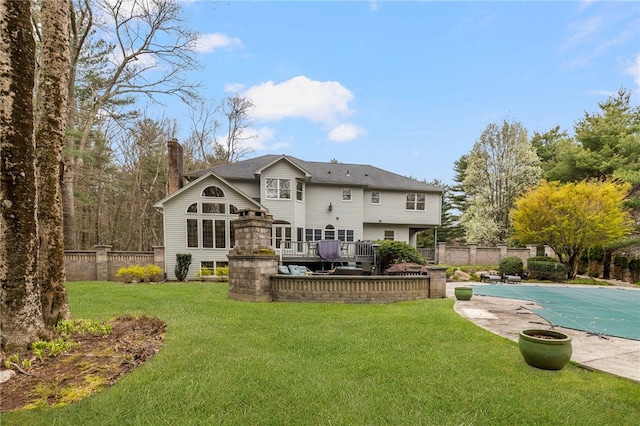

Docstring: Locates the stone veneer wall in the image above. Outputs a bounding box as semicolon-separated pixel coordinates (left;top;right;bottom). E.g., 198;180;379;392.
437;243;537;266
270;267;447;303
228;209;278;302
64;246;164;281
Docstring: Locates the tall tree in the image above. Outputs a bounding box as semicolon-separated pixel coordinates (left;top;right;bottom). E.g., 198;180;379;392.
113;118;172;250
183;95;256;172
573;88;640;184
418;179;463;247
461;119;542;245
0;0;45;348
34;0;72;327
511;180;632;278
530;125;578;182
62;0;201;248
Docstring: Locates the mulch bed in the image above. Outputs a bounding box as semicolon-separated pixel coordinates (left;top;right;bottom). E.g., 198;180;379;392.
0;316;166;412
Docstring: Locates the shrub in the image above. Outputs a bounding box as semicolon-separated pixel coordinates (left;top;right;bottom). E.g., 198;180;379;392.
200;267;215;277
175;253;192;281
527;260;567;281
116;264;163;283
376;240;425;271
587;246;605;262
527;256;557;263
629;259;640;283
499;256;523;276
613;256;629;281
215;266;229;277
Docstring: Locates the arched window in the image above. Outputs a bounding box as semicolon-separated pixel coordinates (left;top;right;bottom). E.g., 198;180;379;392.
202;186;225;197
186;203;198;213
229;204;239;214
324;224;335;240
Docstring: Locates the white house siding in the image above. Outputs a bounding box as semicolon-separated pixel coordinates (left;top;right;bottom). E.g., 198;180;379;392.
230;180;259;200
162;175;262;280
305;185;364;241
363;223;409;243
363;190;441;226
259;160;306;226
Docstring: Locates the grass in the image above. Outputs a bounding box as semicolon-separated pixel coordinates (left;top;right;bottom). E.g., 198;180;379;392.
2;281;639;425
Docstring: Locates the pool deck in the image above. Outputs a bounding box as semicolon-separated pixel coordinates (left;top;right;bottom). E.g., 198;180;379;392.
447;281;640;383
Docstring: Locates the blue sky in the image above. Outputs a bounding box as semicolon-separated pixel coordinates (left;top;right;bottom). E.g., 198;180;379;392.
164;1;640;185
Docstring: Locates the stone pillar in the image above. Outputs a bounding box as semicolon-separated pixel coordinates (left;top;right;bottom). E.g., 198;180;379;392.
227;209;278;302
152;246;165;279
468;243;477;265
94;245;112;282
426;266;447;298
437;242;446;265
498;243;508;261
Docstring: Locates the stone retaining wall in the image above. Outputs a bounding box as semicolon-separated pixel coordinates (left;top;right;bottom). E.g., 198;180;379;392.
270;267;446;303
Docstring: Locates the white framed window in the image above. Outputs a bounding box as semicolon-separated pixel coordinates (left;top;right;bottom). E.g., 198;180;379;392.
305;228;322;241
202;203;225;214
265;178;291;199
186;203;198;213
202;186;225;197
342;188;351;201
371;191;380;204
406;193;426;210
324;225;336;240
384;230;395;240
187;219;198;248
296;180;304;201
338;229;354;242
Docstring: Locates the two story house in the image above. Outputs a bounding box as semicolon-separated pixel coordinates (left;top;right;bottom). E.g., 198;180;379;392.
154;141;443;280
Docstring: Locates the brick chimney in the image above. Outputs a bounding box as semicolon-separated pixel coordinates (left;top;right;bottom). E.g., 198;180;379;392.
167;139;183;195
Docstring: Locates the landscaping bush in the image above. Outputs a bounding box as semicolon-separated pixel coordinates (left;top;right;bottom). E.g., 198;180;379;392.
527;255;557;263
175;253;192;282
215;266;229;277
116;264;163;283
527;260;567;281
613;256;629;281
499;256;523;276
629;258;640;284
376;240;425;271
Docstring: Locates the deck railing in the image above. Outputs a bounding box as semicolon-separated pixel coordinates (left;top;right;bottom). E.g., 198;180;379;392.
276;241;377;259
276;241;435;262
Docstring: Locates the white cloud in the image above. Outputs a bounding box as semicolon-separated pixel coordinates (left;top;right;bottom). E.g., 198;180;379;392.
241;126;290;152
623;53;640;89
328;123;367;142
194;33;243;53
224;83;246;93
243;75;355;124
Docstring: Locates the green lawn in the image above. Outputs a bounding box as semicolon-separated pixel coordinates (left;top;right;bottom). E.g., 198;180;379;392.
3;282;639;425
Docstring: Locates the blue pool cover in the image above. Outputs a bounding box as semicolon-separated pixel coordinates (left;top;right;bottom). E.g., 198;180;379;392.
470;285;640;341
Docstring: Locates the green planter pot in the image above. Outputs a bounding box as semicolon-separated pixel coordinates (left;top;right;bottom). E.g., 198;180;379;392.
518;329;573;370
454;286;473;301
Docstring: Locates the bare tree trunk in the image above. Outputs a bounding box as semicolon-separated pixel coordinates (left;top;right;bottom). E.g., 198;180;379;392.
35;0;71;327
0;0;45;349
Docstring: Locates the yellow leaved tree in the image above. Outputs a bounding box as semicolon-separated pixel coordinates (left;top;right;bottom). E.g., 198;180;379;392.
511;180;632;279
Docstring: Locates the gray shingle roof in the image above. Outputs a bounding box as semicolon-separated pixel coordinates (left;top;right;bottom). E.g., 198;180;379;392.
184;154;443;192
